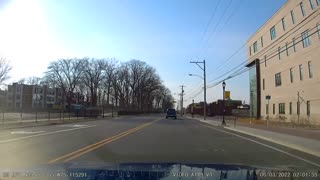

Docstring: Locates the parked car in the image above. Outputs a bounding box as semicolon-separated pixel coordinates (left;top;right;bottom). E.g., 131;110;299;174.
166;108;177;119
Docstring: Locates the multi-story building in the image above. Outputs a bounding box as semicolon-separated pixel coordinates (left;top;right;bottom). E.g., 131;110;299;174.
7;83;66;110
0;89;7;109
246;0;320;124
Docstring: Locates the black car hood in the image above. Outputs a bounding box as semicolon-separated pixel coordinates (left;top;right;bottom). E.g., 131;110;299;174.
1;162;318;180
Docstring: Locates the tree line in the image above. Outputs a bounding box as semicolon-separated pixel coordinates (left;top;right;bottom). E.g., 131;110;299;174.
20;58;173;112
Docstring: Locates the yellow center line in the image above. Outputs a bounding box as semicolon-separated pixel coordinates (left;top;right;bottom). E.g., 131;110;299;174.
48;118;161;164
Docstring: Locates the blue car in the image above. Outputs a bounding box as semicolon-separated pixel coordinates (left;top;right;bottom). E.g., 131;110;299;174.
166;108;177;119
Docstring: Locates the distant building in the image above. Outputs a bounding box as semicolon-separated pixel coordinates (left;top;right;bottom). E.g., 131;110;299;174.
186;100;242;116
6;83;68;110
246;0;320;124
0;89;7;109
208;100;242;116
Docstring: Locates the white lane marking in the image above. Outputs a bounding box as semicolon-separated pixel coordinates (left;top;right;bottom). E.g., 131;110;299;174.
195;122;320;168
224;127;320;158
11;131;46;134
60;124;91;128
0;125;96;144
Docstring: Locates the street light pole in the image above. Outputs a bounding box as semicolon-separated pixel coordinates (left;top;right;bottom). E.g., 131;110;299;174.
192;99;194;118
222;81;226;125
203;60;206;120
112;97;114;118
102;91;106;118
190;60;206;120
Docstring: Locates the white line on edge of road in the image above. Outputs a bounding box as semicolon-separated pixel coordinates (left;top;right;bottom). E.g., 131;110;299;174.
194;122;320;168
0;125;97;144
11;131;46;134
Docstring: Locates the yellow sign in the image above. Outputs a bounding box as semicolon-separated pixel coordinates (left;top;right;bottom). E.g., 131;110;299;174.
225;91;230;100
53;105;64;110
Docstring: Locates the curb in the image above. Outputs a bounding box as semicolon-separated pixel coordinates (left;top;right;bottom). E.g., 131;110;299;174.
224;126;320;158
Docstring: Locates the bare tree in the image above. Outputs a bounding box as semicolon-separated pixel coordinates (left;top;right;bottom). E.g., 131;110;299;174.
45;58;84;109
17;78;25;84
0;57;12;85
26;76;42;85
81;58;106;106
103;58;118;105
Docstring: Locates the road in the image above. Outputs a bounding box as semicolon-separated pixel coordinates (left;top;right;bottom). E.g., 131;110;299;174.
0;114;319;171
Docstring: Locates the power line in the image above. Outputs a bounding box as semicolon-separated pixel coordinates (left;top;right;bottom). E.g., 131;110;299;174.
198;0;234;59
188;1;319;103
206;43;246;78
198;0;223;48
205;3;319;86
207;25;320;88
206;9;320;85
187;0;234;98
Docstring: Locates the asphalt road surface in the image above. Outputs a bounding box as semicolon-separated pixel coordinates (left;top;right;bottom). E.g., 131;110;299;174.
0;114;319;171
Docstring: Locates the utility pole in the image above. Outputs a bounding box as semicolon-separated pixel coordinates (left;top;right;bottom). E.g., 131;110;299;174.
297;91;300;124
179;85;185;116
190;60;206;120
192;99;194;118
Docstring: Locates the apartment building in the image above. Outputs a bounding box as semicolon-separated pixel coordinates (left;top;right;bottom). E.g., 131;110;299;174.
246;0;320;124
0;89;7;108
7;83;65;110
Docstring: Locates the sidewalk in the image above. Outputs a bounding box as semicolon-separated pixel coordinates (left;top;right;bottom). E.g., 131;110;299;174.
186;115;320;158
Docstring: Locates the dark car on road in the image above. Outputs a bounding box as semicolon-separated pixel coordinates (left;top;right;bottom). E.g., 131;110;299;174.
166;108;177;119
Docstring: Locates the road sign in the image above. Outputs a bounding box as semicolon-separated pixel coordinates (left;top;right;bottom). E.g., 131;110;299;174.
266;95;271;100
225;91;230;100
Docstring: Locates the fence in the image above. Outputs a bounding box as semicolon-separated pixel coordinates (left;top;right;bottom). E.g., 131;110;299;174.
0;107;119;124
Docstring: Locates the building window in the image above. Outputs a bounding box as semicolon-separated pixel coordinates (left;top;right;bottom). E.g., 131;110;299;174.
270;26;276;40
16;94;21;100
253;41;258;53
264;55;267;67
290;68;294;83
289;102;292;115
249;46;252;56
261;36;264;47
266;104;269;114
317;23;320;39
278;47;281;59
293;38;297;52
317;0;320;6
302;30;311;48
263;79;265;90
279;103;285;114
286;42;289;56
291;10;295;24
300;2;306;17
299;64;303;81
297;102;300;115
275;72;282;87
309;0;315;10
273;104;275;115
308;61;313;78
282;18;286;31
307;101;310;116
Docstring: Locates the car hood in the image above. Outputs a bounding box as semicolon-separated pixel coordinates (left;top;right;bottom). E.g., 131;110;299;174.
2;162;316;180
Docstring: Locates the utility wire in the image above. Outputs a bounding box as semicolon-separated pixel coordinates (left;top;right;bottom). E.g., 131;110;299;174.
198;0;223;48
206;9;320;85
205;3;319;83
207;25;320;88
198;0;233;59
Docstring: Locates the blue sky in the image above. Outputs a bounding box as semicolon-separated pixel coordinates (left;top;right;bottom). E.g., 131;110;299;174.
0;0;286;107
